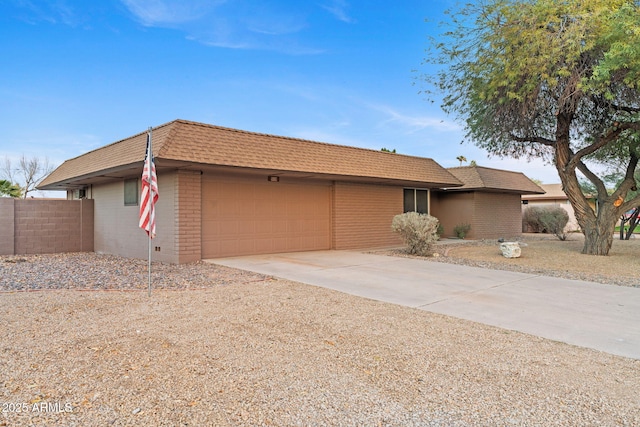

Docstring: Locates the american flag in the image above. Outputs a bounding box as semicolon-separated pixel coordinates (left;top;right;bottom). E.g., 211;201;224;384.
139;130;159;238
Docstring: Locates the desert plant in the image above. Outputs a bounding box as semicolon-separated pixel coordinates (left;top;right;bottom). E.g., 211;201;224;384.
539;207;570;241
523;206;570;240
453;223;471;239
523;206;546;233
391;212;440;256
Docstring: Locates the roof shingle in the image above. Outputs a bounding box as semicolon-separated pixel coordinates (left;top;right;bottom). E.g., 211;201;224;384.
39;119;463;189
444;166;545;194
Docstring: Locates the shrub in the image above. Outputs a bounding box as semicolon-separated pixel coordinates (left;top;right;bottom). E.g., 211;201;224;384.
539;207;570;241
523;206;570;240
523;206;545;233
391;212;440;256
453;223;471;239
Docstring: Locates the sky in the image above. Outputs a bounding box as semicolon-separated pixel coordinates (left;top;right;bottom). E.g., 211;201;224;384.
0;0;563;197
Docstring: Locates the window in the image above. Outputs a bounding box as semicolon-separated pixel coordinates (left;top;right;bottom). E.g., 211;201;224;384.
124;178;138;206
404;188;429;214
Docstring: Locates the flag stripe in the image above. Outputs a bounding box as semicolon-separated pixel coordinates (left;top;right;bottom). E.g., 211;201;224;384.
139;131;159;238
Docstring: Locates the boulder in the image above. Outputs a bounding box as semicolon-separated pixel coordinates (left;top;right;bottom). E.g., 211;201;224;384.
499;242;521;258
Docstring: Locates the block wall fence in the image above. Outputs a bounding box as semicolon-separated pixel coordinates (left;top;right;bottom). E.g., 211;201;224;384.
0;198;94;256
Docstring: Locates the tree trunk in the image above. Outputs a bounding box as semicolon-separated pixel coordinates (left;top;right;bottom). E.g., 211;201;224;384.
582;226;613;255
581;206;618;255
625;208;640;240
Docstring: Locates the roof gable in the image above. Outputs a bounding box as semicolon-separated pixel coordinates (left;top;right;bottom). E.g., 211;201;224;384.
443;166;545;194
39;119;463;190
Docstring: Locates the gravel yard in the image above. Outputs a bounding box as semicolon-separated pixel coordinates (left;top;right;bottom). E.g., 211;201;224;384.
420;233;639;288
1;246;639;426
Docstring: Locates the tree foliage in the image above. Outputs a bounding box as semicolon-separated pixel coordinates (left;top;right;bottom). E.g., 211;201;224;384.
0;179;23;198
424;0;640;255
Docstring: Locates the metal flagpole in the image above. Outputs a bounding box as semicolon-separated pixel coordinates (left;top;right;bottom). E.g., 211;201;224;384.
147;126;153;297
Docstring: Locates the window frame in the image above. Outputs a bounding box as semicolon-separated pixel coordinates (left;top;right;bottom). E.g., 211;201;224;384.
403;188;430;214
124;178;139;206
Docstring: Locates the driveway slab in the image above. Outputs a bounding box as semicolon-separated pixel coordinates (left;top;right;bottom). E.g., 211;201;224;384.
210;250;640;360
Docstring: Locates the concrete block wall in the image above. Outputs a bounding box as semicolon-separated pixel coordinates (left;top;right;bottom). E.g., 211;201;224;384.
1;198;94;255
0;198;15;255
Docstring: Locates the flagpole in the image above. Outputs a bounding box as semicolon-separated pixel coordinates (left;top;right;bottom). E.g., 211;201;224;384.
147;126;153;297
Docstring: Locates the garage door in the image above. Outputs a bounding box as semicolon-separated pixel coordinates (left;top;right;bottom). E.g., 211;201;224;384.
202;174;332;258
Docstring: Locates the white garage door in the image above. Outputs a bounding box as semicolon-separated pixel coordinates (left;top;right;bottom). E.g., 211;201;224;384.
202;174;332;258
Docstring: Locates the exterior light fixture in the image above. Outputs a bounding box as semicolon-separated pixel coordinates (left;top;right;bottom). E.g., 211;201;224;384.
268;175;280;182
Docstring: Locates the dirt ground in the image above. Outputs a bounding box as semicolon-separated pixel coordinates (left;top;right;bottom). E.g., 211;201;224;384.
432;234;639;287
0;237;639;426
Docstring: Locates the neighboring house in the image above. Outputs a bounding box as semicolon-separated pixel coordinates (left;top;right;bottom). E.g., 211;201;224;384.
431;166;545;239
521;183;583;232
39;119;464;263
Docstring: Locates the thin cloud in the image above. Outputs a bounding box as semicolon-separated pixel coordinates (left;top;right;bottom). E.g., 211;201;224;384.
119;0;325;54
10;0;83;27
120;0;223;26
321;0;354;23
369;103;462;133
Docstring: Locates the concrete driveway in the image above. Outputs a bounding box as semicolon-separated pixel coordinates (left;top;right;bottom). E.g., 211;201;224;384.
211;250;640;360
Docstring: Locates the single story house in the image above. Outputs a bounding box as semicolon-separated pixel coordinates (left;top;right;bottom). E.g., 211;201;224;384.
431;166;545;239
39;119;544;262
39;119;466;263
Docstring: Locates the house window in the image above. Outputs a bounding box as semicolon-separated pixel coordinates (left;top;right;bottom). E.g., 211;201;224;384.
124;178;138;206
404;188;429;214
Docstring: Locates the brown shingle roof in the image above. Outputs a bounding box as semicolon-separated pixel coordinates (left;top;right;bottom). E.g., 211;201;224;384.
39;119;463;190
444;166;545;194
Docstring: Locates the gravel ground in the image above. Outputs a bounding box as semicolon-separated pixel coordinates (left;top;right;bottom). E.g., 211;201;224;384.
380;233;639;288
1;251;639;426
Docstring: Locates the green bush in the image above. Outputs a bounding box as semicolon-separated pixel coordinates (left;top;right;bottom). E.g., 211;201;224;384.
391;212;440;256
523;206;570;240
453;223;471;239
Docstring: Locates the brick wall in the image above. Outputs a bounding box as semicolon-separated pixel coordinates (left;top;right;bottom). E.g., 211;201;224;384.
175;170;202;263
332;182;403;250
431;191;523;239
430;192;474;238
473;192;523;239
0;198;94;255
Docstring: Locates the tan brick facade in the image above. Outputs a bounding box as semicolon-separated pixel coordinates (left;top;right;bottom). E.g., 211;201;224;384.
431;191;523;239
332;182;403;250
472;193;523;239
0;198;93;255
175;170;202;263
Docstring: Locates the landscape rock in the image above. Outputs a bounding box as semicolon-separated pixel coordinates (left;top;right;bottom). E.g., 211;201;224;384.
499;242;521;258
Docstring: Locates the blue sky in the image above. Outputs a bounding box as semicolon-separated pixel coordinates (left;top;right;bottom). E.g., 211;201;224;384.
1;0;561;196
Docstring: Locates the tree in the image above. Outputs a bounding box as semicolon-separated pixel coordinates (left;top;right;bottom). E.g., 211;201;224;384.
456;155;467;166
2;155;54;199
0;179;23;198
425;0;640;255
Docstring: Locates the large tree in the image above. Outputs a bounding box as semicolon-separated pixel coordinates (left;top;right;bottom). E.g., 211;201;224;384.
425;0;640;255
2;155;53;199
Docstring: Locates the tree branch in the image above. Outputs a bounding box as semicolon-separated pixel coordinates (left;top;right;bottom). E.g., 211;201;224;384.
610;103;640;114
568;122;640;172
576;160;608;198
509;134;556;146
